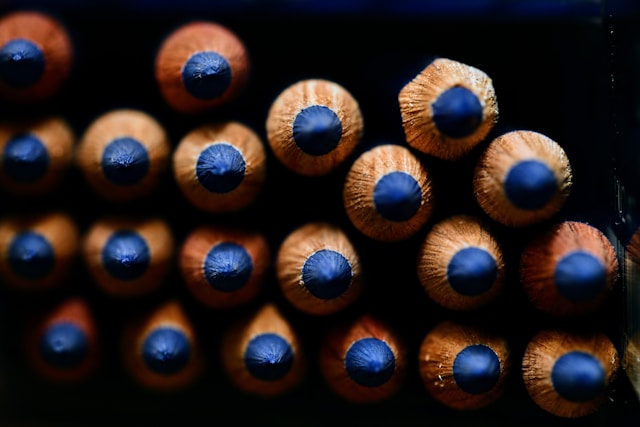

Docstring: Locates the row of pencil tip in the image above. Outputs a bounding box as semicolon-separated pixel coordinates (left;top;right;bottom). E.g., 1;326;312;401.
24;295;621;419
0;210;621;319
0;105;574;233
0;10;250;114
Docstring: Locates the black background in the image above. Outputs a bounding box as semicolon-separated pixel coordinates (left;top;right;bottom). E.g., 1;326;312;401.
0;1;639;426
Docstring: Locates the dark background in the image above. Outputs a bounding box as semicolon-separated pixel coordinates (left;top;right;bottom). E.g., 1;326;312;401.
0;0;639;426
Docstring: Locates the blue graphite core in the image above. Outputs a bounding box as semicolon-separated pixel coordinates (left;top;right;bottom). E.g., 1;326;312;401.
182;51;231;100
203;242;253;292
447;247;498;296
452;344;501;394
0;39;45;87
373;171;422;222
101;137;150;186
431;86;483;138
345;337;396;388
40;322;89;370
196;143;246;193
101;231;150;281
301;249;353;300
504;159;557;210
292;105;343;156
244;333;294;381
8;231;54;279
551;351;606;402
3;133;49;182
142;327;191;375
554;251;606;301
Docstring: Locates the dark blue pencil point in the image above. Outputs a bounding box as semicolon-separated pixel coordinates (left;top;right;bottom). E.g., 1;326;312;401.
101;137;150;186
431;86;483;138
40;322;89;370
3;133;49;183
0;39;45;88
182;51;231;100
551;351;606;402
292;105;343;156
302;249;353;300
447;247;498;296
142;327;191;375
101;231;150;281
555;251;606;301
244;333;294;381
373;171;422;222
8;231;54;279
504;159;557;210
345;337;396;388
204;242;253;292
452;344;501;394
196;143;246;193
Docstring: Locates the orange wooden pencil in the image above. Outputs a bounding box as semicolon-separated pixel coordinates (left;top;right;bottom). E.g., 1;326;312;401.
0;10;74;103
0;211;79;292
0;116;75;196
418;319;511;411
221;302;306;398
266;78;363;176
319;313;407;404
76;108;171;202
172;121;267;214
473;130;572;228
343;143;435;242
398;57;498;161
82;216;174;298
417;214;506;311
154;20;250;115
122;299;203;392
522;328;619;418
178;224;271;310
519;220;619;318
25;297;99;384
276;221;364;316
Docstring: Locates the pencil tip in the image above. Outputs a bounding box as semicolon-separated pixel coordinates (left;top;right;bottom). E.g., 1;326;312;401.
0;39;45;87
142;327;191;375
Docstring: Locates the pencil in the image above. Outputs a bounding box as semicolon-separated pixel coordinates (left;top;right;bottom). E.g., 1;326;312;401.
265;78;364;176
473;130;572;227
172;121;267;214
519;220;619;318
0;211;79;291
221;302;306;398
418;319;511;411
319;313;407;404
76;108;171;202
154;20;250;115
82;216;174;298
0;10;73;103
0;116;75;196
416;214;506;311
122;299;203;392
398;57;498;161
624;227;640;386
25;297;99;384
343;143;435;242
521;328;619;418
275;221;364;316
178;224;271;310
623;333;640;398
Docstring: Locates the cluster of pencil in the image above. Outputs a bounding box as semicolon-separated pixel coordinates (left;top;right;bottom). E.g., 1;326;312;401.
0;8;628;420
